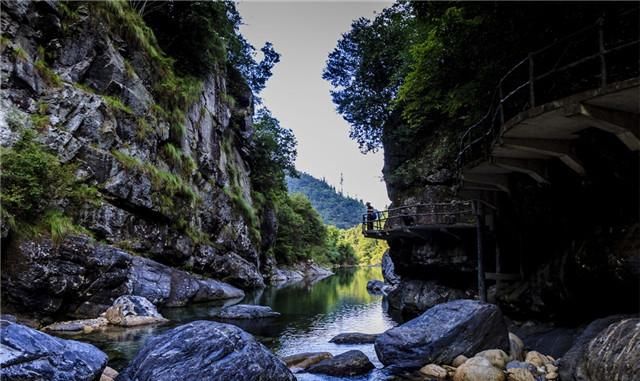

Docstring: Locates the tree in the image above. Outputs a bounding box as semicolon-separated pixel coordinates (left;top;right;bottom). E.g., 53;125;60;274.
250;108;297;197
322;3;414;152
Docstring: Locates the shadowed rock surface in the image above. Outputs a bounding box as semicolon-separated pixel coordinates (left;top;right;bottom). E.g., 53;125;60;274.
0;319;108;381
2;236;243;319
306;350;375;377
375;299;510;370
559;316;639;381
386;279;470;319
116;320;295;381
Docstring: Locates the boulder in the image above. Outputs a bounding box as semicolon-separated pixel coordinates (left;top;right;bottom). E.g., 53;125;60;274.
211;304;280;319
525;351;550;368
386;279;469;318
0;319;108;381
374;299;510;370
2;236;244;318
367;279;387;295
306;350;375;377
116;320;295;381
104;295;167;327
582;318;639;380
282;352;333;372
329;332;379;344
476;349;509;369
453;356;506;381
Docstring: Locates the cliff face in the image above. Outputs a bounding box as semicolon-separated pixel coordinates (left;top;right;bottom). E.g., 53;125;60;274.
382;90;639;322
1;0;275;318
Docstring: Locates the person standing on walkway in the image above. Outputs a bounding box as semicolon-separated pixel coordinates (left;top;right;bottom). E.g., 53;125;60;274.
366;202;376;230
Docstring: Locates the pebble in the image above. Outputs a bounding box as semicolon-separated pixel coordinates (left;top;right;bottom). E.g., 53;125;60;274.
419;364;448;379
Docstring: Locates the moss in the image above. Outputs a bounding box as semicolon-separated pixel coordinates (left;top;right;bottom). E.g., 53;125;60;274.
12;45;29;61
41;210;88;245
103;95;133;115
30;114;50;130
34;47;62;87
0;34;10;50
135;117;153;141
221;92;236;108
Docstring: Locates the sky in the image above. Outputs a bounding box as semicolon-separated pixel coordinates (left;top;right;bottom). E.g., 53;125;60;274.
237;1;392;208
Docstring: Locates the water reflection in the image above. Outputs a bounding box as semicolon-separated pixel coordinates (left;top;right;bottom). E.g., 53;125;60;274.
73;266;398;379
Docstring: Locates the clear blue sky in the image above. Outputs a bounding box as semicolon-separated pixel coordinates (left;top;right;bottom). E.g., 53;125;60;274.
237;1;392;208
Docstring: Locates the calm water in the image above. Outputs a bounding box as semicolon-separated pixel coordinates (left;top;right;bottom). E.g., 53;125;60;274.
72;266;399;380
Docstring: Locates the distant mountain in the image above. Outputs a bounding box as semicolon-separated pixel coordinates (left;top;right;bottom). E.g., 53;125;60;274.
286;172;366;229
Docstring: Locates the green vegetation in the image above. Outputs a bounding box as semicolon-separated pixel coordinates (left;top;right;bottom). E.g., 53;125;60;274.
0;130;95;243
286;172;367;229
112;150;199;213
335;225;388;265
103;95;133;115
30;113;50;130
323;2;631;190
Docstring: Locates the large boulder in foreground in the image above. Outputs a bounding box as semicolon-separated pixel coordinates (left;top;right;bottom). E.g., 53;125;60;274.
559;316;639;381
116;320;295;381
0;319;108;381
306;350;375;377
374;299;509;370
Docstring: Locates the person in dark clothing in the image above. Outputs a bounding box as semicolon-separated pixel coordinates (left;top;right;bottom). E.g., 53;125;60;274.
366;202;376;230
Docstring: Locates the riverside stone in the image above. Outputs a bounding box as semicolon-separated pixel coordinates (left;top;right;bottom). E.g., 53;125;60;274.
452;354;469;367
104;295;167;327
506;367;536;381
375;299;510;370
0;319;108;381
509;332;525;361
282;352;333;372
116;320;295;381
329;332;379;344
43;317;109;333
420;364;448;379
453;356;506;381
583;318;640;381
476;349;510;369
306;350;375;377
211;304;280;319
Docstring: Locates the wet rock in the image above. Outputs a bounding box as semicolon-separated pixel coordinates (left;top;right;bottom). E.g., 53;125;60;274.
0;319;108;381
367;279;391;295
506;361;538;373
386;279;469;318
104;295;167;327
329;332;379;344
453;356;506;381
512;322;580;359
306;350;375;377
375;299;510;370
420;364;448;379
382;250;400;286
282;352;333;372
1;236;243;318
43;317;109;333
116;320;295;381
212;304;280;319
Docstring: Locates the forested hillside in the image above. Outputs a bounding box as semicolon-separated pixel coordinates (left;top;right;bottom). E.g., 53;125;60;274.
286;172;366;228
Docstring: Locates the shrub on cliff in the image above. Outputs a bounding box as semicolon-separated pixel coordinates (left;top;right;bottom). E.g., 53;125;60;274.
0;130;95;241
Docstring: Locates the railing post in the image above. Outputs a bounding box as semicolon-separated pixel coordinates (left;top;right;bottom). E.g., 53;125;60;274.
473;200;487;302
528;53;535;107
598;17;607;87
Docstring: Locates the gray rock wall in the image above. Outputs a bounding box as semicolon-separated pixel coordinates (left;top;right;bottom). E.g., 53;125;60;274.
0;0;272;314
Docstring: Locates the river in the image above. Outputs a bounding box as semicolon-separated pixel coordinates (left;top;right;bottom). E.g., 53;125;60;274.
75;266;399;380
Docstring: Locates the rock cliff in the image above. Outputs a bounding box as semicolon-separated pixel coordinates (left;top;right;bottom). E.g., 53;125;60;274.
1;1;276;319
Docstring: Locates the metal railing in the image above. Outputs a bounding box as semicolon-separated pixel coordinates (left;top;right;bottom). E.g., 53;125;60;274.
456;8;640;170
361;201;475;234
